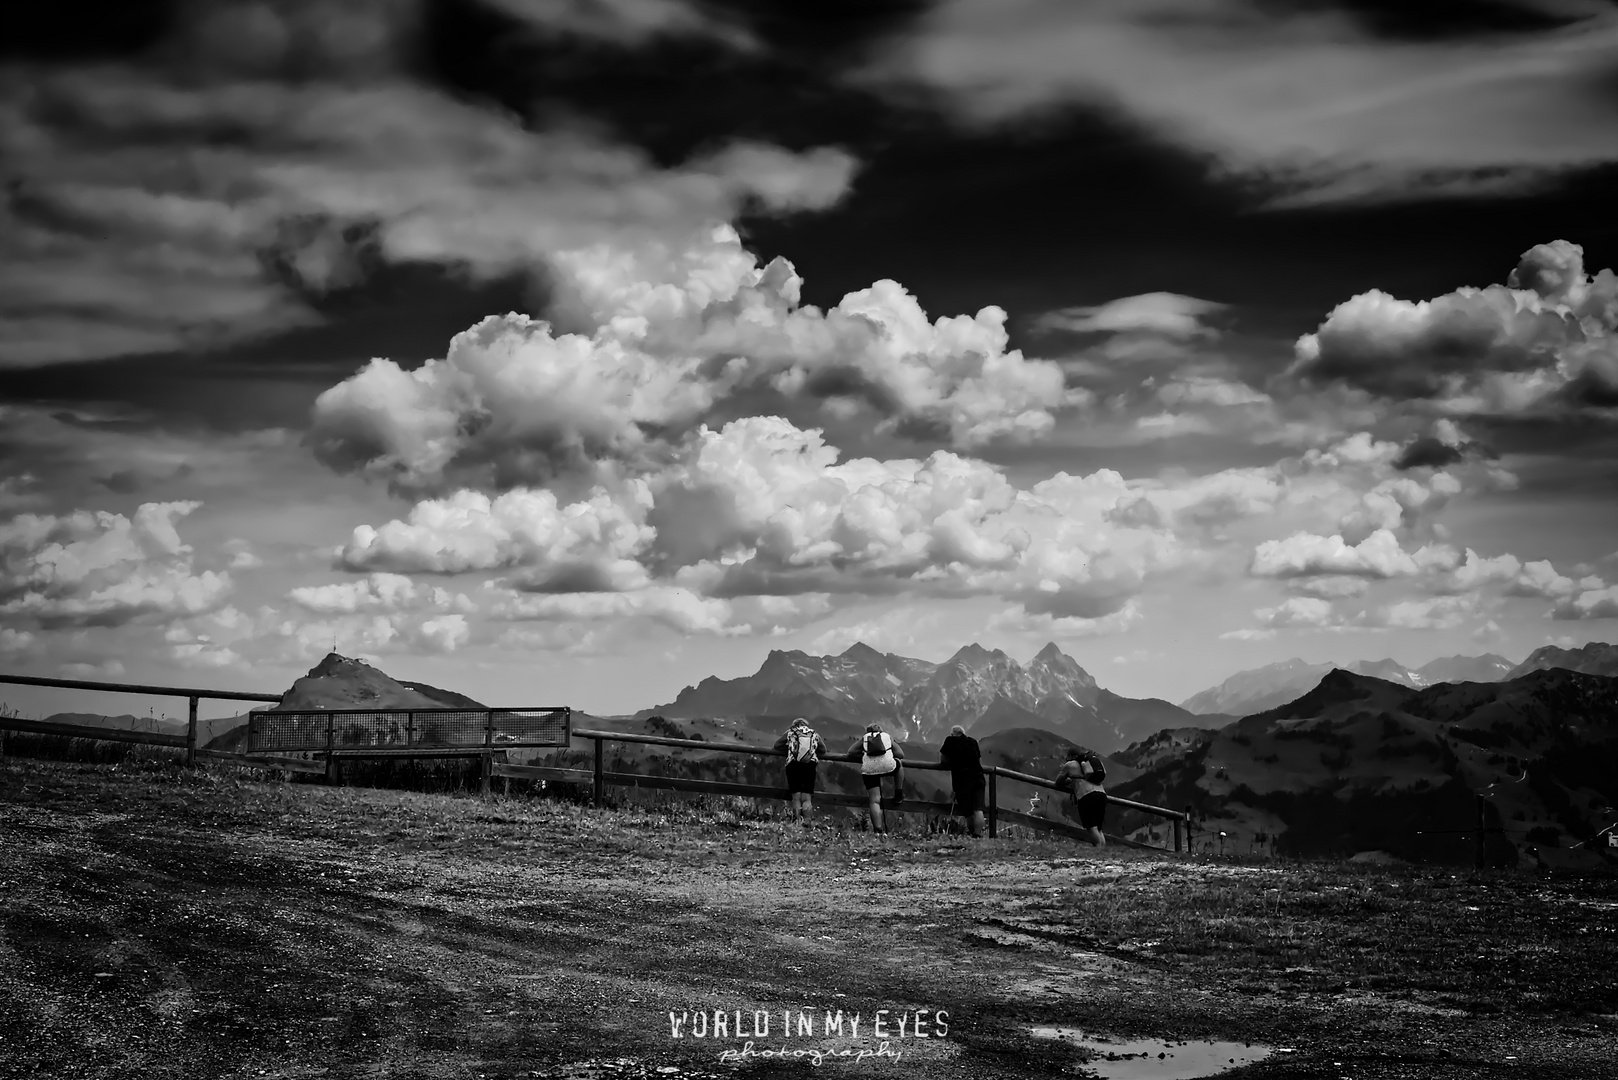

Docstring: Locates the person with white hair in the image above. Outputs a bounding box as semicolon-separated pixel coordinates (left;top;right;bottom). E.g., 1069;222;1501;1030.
772;718;829;824
846;723;905;834
938;724;987;838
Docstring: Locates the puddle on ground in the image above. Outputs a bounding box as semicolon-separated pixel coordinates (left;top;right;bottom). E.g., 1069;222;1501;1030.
1030;1028;1274;1079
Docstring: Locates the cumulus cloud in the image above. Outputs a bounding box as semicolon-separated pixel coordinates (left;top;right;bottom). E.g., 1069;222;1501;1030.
1551;585;1618;620
1252;596;1339;630
1288;240;1618;413
1250;528;1427;579
0;502;232;627
338;485;655;588
1032;292;1225;338
487;583;748;636
1368;594;1480;631
288;572;474;615
308;229;1079;493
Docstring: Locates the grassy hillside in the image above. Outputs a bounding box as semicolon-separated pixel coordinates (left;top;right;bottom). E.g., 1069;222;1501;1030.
2;756;1616;1079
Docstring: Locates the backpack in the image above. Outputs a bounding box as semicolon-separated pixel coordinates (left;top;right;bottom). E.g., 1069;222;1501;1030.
1081;750;1107;785
863;730;889;758
787;727;819;763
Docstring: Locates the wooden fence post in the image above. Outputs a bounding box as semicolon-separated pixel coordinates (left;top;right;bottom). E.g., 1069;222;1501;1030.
185;695;198;768
1174;815;1183;854
593;737;604;808
324;711;337;785
987;770;998;838
481;710;493;797
405;710;414;750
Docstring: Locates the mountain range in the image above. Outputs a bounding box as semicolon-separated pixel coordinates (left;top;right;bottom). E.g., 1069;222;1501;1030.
1507;642;1618;679
1179;654;1517;718
1110;663;1618;867
640;640;1201;752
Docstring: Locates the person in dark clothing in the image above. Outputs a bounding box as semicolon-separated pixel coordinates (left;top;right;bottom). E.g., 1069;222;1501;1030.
938;725;987;837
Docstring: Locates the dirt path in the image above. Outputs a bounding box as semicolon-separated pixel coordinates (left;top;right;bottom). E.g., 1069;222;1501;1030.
2;758;1616;1079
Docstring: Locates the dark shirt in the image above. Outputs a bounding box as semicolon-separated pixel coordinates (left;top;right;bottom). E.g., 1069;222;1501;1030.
939;733;983;790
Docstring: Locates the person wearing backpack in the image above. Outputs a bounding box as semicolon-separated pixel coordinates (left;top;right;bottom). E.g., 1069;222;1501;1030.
938;725;987;838
846;723;905;834
1053;748;1109;847
773;718;830;824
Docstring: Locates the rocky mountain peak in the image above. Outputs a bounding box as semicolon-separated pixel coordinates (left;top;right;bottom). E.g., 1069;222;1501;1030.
839;641;885;662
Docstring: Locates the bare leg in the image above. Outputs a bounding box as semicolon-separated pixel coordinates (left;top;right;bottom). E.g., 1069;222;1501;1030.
1083;826;1106;847
867;789;885;833
970;809;986;838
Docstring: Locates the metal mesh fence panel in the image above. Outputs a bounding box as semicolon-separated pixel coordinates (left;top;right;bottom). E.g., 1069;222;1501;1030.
249;710;331;753
489;708;570;746
249;707;569;753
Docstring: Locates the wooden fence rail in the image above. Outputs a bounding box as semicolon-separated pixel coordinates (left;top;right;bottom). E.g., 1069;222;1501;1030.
567;727;1188;851
0;673;1190;851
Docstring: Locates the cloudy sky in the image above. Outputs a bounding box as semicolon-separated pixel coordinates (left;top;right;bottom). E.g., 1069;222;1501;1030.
3;0;1618;719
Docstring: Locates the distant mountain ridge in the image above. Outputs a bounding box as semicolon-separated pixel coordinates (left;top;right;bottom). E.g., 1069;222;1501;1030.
1113;665;1618;868
1180;653;1516;718
641;640;1200;751
1508;641;1618;680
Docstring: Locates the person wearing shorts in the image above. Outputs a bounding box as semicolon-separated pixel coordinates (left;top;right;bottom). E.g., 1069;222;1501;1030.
848;723;905;834
1054;751;1107;847
773;718;829;824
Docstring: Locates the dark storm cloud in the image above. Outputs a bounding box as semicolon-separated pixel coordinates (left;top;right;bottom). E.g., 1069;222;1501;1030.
865;0;1618;206
0;0;855;372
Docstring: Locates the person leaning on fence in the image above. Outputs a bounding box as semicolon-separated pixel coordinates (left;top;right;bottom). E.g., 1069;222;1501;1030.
848;723;905;834
772;718;830;824
1053;748;1108;848
938;725;987;838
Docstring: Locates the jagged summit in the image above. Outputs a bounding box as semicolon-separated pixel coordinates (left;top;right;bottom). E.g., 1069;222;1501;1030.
946;642;1004;666
641;639;1188;751
839;641;885;661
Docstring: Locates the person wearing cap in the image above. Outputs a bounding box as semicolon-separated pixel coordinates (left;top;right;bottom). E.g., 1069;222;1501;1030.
938;724;987;837
772;718;829;824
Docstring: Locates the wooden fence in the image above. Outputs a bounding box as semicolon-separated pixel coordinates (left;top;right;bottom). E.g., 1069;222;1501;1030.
0;673;1189;851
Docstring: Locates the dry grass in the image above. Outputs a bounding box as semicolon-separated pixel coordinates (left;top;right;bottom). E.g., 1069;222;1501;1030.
2;756;1617;1079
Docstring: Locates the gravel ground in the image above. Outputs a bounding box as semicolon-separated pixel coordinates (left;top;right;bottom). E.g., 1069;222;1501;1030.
2;756;1616;1079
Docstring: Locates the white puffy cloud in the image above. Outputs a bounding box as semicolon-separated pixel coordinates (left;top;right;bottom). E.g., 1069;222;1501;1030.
1428;550;1523;595
1506;560;1582;599
1033;292;1225;338
1250;528;1425;580
288;572;474;615
0;627;35;653
1370;594;1480;631
415;614;471;654
985;598;1144;639
487;583;748;637
1287;575;1369;600
1252;596;1338;629
338;484;655;589
0;502;232;627
1550;585;1618;621
1288;240;1618;411
309;228;1080;493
